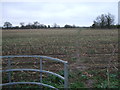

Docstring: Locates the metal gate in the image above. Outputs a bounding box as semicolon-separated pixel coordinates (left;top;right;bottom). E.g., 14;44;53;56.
0;55;68;89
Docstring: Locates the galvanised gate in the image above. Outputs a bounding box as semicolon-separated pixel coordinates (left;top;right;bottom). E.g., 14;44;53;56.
0;55;68;89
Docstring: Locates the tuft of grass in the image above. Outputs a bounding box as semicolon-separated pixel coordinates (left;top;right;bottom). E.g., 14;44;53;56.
70;82;85;88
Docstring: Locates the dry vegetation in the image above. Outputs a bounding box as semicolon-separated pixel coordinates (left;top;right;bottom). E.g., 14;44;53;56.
2;28;119;88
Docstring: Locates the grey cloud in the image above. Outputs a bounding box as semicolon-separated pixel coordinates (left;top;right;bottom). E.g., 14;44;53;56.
1;2;118;26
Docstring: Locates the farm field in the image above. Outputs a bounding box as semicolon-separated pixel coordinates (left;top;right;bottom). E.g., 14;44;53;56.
2;28;119;88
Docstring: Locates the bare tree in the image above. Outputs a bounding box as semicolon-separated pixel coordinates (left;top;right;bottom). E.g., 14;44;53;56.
20;22;25;28
33;21;40;29
92;13;115;29
100;14;106;28
34;21;40;28
53;23;60;28
3;22;12;29
105;13;115;28
53;23;57;28
48;25;50;28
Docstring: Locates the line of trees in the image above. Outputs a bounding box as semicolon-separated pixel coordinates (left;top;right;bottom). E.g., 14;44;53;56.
2;13;120;29
3;21;49;29
2;21;80;29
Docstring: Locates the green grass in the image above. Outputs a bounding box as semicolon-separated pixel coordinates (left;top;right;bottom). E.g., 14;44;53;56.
92;71;119;88
2;28;119;88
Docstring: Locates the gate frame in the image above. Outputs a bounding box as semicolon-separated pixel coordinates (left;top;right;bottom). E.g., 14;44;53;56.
0;55;68;89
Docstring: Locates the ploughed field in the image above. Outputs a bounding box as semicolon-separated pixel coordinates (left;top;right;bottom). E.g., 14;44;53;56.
2;28;119;88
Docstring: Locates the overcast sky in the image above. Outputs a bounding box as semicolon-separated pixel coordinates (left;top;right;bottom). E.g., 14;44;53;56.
1;0;119;27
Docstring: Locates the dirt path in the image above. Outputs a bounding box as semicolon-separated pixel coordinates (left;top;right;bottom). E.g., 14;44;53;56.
70;30;88;71
69;29;95;88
